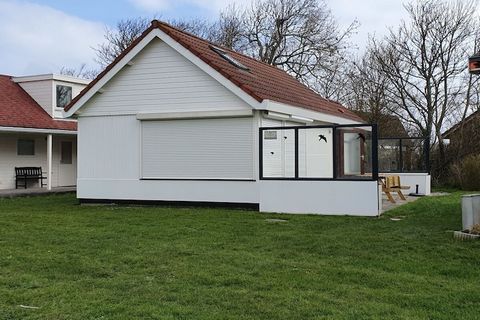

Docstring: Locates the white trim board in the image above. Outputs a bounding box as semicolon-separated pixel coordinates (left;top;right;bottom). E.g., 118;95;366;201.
137;109;253;120
0;126;77;135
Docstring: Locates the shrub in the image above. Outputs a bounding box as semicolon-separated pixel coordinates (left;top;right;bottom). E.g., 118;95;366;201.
450;154;480;191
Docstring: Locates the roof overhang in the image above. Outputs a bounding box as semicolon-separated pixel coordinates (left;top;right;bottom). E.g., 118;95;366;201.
12;74;90;85
0;126;77;135
260;100;362;125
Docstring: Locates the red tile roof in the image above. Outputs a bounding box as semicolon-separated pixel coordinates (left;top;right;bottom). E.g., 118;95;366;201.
0;75;77;131
66;20;362;122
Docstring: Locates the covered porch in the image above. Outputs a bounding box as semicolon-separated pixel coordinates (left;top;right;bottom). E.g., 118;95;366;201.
0;127;77;190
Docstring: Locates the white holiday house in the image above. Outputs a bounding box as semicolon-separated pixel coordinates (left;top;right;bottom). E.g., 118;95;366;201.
0;74;88;190
65;20;386;215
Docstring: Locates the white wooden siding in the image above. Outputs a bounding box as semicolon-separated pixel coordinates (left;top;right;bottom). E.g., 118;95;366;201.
80;38;251;116
17;80;53;116
141;118;254;179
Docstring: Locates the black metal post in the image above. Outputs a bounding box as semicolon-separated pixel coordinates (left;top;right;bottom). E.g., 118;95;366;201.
332;126;337;179
259;128;263;180
294;128;299;179
399;138;403;172
372;124;379;181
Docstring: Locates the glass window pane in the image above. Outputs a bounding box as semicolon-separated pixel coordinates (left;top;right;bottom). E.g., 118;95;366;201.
17;139;35;155
56;85;72;109
298;128;333;178
335;127;373;179
378;139;400;172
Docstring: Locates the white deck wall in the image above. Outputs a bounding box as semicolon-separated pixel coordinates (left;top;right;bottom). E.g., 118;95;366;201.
0;133;77;189
260;180;380;216
382;173;431;195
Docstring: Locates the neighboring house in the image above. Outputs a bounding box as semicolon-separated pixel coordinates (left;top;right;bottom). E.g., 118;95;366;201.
0;74;88;190
443;110;480;159
65;20;386;215
354;111;409;138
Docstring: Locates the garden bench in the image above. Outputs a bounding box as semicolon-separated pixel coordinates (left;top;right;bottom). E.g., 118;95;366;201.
15;167;47;189
381;175;410;204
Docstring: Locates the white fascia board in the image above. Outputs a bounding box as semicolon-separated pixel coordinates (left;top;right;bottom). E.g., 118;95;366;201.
154;29;261;109
263;110;315;124
12;74;90;85
0;126;77;135
65;28;261;118
261;99;361;125
137;109;253;121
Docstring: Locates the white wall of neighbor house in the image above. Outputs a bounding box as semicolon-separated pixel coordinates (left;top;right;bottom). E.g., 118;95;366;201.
15;77;87;118
17;80;53;116
0;133;77;189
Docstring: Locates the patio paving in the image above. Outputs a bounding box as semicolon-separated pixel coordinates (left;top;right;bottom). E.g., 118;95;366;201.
381;194;420;213
0;186;76;198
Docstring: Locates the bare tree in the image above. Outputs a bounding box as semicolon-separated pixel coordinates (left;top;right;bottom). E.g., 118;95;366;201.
93;17;151;68
210;4;246;50
241;0;357;87
59;63;98;80
369;0;476;166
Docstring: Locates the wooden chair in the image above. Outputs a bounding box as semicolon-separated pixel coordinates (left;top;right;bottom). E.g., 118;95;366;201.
381;175;410;203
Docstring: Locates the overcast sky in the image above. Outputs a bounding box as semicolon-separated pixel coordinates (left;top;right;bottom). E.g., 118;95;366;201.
0;0;408;76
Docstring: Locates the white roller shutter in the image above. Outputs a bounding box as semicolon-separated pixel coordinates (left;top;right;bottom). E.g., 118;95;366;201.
141;118;254;179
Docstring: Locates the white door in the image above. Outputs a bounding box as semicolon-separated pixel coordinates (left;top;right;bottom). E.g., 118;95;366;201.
262;129;295;178
58;140;76;186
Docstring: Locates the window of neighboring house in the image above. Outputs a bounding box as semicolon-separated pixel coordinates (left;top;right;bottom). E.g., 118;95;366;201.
60;141;73;164
56;85;72;109
17;139;35;156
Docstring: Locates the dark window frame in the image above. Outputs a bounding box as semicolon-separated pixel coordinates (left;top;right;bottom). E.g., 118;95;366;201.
17;139;35;156
56;85;73;109
259;124;379;181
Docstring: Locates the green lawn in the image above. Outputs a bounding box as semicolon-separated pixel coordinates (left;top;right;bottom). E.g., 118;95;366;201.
1;193;479;319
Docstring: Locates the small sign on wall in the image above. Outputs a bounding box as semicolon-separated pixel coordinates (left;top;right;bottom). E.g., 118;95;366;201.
264;131;278;140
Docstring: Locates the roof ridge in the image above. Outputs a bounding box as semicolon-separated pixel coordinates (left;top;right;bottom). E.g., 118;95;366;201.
153;20;304;75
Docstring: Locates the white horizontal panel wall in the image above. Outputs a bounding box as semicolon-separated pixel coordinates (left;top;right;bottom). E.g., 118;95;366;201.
81;38;250;116
259;180;380;216
141;118;255;179
78;115;140;180
77;179;259;204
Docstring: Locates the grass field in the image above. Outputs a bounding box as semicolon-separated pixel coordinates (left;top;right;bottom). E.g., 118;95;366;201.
1;192;479;319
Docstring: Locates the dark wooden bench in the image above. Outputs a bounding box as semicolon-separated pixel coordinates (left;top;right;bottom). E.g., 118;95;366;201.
15;167;47;189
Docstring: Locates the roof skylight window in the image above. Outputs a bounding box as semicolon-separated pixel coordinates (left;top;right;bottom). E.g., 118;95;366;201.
210;45;250;71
